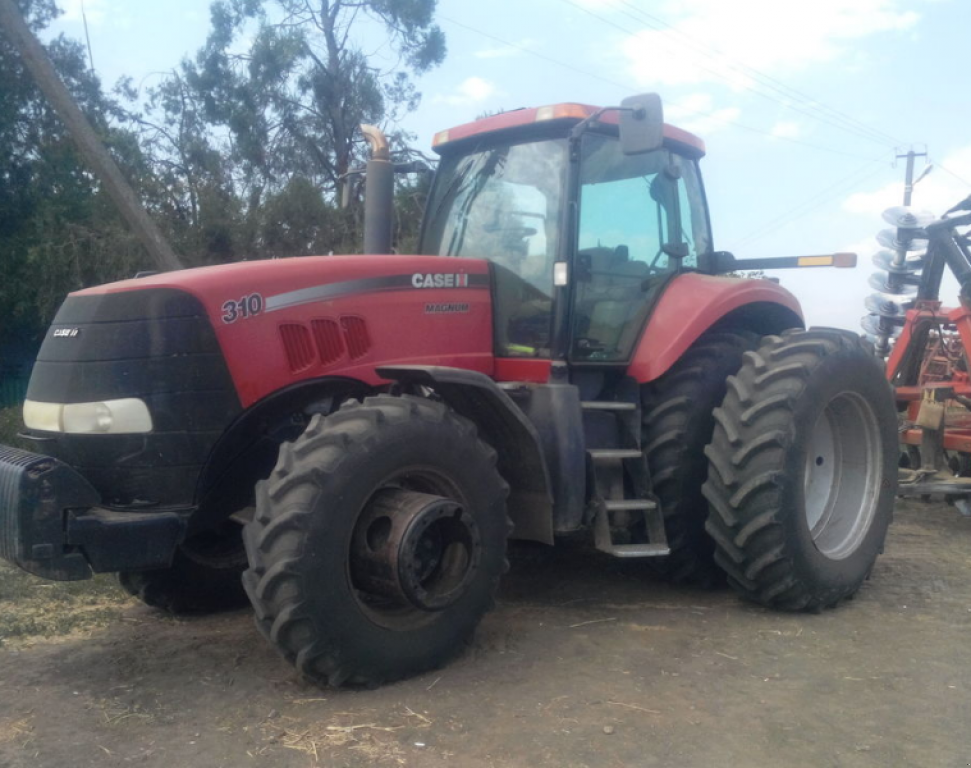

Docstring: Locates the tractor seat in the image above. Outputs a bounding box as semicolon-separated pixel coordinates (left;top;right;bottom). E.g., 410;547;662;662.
576;246;650;357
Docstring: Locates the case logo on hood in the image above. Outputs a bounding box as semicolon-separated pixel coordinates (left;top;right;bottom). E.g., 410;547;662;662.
411;273;469;289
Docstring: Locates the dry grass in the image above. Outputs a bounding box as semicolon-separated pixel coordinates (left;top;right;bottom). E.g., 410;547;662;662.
0;407;134;645
0;714;34;749
258;706;434;764
0;560;135;646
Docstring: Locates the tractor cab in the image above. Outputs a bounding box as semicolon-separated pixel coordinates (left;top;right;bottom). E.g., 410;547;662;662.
420;99;710;364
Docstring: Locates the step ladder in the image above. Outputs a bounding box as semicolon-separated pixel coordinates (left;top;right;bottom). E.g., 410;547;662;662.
582;400;670;558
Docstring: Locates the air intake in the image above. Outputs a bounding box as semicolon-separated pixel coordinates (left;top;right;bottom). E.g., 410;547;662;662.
340;316;371;360
279;323;315;372
311;318;345;367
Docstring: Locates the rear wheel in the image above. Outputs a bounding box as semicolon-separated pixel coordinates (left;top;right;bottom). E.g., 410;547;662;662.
640;331;757;585
703;329;898;611
242;395;510;688
119;522;249;614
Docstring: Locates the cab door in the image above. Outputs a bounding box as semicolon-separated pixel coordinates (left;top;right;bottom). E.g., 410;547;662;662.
570;133;711;363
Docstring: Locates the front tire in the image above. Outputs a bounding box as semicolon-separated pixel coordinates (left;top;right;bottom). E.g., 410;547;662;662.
242;395;510;688
703;329;897;611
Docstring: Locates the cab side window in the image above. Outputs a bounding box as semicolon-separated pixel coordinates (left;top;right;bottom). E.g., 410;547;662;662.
572;134;706;361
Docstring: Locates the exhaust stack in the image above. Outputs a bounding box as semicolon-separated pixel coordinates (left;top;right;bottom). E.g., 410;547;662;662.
360;124;394;254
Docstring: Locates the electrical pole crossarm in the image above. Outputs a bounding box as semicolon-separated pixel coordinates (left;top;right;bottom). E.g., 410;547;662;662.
0;0;183;272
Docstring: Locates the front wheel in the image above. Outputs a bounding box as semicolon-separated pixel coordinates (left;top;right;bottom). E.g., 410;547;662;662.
242;395;510;688
703;329;898;611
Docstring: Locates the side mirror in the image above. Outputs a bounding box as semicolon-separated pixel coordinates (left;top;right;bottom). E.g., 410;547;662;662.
619;93;663;155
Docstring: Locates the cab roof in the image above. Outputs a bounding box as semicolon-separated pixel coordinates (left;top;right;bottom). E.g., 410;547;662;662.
432;102;706;158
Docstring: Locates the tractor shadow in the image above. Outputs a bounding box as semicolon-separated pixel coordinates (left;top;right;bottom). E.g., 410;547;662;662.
500;537;725;607
29;539;737;704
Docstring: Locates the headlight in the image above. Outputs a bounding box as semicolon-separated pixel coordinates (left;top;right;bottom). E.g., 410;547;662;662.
23;399;153;434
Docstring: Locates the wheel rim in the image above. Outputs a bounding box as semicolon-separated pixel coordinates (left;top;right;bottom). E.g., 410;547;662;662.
348;468;482;629
803;391;883;560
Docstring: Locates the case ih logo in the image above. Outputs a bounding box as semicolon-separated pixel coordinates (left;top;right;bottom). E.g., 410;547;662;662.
52;328;80;338
411;273;469;289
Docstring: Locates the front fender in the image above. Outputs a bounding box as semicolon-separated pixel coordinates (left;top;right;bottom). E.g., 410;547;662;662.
377;365;555;545
628;273;804;383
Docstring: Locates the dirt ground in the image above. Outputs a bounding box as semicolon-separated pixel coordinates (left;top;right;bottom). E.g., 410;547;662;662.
1;499;970;768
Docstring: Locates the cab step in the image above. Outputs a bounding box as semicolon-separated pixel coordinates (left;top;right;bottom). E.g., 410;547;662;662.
581;400;637;411
589;448;642;460
583;387;669;559
594;503;670;558
603;499;656;511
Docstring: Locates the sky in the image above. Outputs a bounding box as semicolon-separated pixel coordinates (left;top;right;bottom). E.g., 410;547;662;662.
44;0;971;332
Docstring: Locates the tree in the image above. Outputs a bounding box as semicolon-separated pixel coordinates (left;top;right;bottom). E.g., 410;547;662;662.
0;0;154;349
129;0;445;259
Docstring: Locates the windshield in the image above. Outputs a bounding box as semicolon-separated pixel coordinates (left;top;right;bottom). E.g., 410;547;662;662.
421;139;568;356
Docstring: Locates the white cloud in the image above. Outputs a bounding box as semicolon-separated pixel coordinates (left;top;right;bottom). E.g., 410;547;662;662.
620;0;922;88
433;77;498;107
666;93;740;135
843;144;971;218
771;121;802;139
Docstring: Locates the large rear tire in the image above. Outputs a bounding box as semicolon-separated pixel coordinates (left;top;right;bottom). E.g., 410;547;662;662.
703;329;897;611
640;331;757;585
242;395;510;688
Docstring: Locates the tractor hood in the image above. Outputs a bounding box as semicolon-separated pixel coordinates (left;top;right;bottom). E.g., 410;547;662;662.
69;254;496;408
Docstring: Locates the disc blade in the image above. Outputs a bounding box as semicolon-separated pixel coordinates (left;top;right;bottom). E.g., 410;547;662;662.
865;292;912;318
882;206;936;229
862;313;903;337
869;271;918;295
873;249;924;273
877;228;928;251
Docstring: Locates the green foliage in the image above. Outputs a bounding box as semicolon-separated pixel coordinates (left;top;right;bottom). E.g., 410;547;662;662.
0;0;154;346
0;407;28;450
1;0;443;353
125;0;444;261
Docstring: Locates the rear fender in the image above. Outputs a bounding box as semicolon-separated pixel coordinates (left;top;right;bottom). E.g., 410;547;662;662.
629;273;804;383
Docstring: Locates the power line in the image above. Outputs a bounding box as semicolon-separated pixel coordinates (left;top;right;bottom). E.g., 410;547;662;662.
438;15;876;160
438;13;897;247
609;0;903;148
728;157;890;250
936;163;971;189
558;0;903;149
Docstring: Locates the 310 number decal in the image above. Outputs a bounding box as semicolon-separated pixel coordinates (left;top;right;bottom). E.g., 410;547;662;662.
221;293;264;324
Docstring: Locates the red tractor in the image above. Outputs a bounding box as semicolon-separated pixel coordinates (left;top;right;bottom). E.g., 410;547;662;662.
1;94;897;687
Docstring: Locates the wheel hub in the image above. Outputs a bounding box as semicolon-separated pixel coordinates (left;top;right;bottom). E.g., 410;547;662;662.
803;391;882;560
350;488;481;611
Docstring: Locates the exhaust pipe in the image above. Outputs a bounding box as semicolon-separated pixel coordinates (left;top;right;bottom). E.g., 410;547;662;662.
360;124;394;254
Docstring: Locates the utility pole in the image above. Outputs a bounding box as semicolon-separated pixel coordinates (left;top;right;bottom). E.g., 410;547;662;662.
0;0;183;272
899;147;929;207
